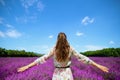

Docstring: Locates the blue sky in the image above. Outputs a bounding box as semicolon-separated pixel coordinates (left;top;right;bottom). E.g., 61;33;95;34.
0;0;120;54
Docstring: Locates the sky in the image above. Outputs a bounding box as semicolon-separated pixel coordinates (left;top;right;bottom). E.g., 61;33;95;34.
0;0;120;54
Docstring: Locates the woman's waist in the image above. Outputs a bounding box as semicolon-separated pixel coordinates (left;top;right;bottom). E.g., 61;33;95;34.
55;65;70;68
54;61;71;66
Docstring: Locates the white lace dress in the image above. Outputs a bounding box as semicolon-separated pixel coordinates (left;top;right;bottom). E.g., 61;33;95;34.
34;47;94;80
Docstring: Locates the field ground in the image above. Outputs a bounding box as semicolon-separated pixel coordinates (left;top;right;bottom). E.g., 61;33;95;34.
0;57;120;80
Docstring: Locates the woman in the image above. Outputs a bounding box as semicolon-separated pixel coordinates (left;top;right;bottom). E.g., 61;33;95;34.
17;32;109;80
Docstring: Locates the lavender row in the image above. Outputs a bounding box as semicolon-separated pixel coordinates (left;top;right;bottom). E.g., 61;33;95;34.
0;57;120;80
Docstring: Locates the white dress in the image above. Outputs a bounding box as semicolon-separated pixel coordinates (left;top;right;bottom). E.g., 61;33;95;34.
34;47;94;80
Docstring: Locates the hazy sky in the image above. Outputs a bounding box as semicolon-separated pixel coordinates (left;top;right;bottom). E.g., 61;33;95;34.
0;0;120;54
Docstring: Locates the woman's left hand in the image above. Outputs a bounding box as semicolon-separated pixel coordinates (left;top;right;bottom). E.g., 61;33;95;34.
17;66;29;72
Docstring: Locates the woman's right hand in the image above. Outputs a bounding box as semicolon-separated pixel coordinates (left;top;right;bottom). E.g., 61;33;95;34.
91;62;109;73
17;66;29;72
97;65;109;73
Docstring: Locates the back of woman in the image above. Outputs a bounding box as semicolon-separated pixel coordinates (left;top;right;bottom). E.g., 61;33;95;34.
53;32;71;67
17;32;109;80
52;32;74;80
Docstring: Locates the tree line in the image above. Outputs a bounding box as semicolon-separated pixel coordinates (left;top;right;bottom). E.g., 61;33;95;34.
81;48;120;57
0;47;43;57
0;47;120;57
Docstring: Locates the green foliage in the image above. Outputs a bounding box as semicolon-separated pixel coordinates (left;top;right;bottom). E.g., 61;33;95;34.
0;47;120;57
82;48;120;57
0;47;43;57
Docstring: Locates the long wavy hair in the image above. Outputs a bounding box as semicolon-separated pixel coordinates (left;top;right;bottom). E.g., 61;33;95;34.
55;32;70;62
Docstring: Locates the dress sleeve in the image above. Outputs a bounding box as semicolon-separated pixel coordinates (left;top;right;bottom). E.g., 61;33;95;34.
71;47;94;64
34;48;54;64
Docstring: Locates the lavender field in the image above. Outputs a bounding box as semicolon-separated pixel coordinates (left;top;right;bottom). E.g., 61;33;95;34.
0;57;120;80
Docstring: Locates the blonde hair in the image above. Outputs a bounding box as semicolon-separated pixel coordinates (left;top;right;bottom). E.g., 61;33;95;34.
55;32;70;62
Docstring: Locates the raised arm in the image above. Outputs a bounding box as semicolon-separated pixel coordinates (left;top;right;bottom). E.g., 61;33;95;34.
33;48;54;64
90;60;109;73
71;48;109;73
71;48;93;64
17;48;54;72
17;62;37;72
